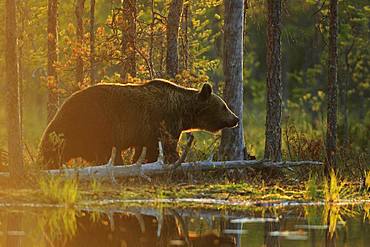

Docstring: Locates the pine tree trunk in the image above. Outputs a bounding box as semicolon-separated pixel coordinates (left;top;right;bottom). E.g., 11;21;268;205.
5;0;24;178
342;41;353;146
149;0;155;78
326;0;338;174
18;2;25;138
47;0;59;122
219;0;245;161
75;0;85;85
180;3;189;71
166;0;183;78
89;0;96;84
264;0;282;161
121;0;136;81
310;0;323;129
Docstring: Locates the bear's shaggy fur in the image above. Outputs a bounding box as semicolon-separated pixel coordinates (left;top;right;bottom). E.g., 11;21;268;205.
39;79;239;168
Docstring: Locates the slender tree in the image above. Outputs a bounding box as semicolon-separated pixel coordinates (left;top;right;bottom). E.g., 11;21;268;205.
5;0;24;178
180;3;190;71
264;0;282;161
219;0;245;160
75;0;85;85
340;41;354;146
326;0;338;174
166;0;183;78
89;0;96;84
149;0;155;78
47;0;59;121
120;0;136;81
18;1;26;136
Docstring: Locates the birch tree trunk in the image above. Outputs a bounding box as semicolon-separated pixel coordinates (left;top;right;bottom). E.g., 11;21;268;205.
75;0;85;85
47;0;59;121
264;0;282;161
89;0;96;84
326;0;338;174
120;0;136;81
166;0;183;78
219;0;245;160
5;0;24;178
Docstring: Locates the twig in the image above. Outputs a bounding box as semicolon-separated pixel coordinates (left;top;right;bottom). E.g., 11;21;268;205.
136;147;147;166
157;141;164;163
104;147;117;184
312;0;326;17
24;142;35;164
136;147;151;182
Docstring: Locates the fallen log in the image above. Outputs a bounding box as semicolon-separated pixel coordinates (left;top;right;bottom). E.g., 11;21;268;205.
0;142;323;180
0;158;323;180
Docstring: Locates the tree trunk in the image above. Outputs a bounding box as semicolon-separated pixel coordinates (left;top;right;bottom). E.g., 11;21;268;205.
342;42;354;146
120;0;136;81
219;0;245;160
326;0;338;174
18;2;25;138
264;0;282;161
180;3;190;71
5;0;24;178
47;0;59;122
310;0;323;129
149;0;155;78
166;0;183;78
75;0;85;85
89;0;96;84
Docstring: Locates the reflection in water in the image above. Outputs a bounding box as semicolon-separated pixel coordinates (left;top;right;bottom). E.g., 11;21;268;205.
264;220;280;247
0;204;369;246
6;212;23;247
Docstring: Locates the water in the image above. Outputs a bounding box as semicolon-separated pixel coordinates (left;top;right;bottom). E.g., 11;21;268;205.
0;203;369;246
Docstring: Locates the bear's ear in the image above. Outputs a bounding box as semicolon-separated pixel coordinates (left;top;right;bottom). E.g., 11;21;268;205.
199;83;212;100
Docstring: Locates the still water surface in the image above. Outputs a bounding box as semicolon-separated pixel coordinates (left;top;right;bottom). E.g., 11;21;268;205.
0;203;369;246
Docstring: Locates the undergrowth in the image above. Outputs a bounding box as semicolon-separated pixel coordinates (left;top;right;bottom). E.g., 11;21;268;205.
39;175;79;205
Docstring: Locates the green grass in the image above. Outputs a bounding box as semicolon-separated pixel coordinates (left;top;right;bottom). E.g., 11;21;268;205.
304;173;320;200
323;169;358;203
39;175;79;205
365;171;370;190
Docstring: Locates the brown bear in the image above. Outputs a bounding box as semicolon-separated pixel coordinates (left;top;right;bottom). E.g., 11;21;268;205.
39;79;239;168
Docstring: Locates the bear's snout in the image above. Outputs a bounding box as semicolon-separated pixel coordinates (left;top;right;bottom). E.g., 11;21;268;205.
228;116;239;128
232;116;239;127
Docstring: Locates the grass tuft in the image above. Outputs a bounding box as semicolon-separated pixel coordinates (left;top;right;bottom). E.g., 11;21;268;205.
304;173;319;200
39;175;79;205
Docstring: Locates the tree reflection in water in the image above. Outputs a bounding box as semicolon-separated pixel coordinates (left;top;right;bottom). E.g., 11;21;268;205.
0;204;369;247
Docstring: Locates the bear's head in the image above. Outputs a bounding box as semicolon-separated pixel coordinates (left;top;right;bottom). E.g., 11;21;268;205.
193;83;239;132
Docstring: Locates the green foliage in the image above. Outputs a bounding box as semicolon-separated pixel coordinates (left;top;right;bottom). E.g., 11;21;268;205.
323;169;354;202
365;171;370;190
304;173;319;200
39;175;79;205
